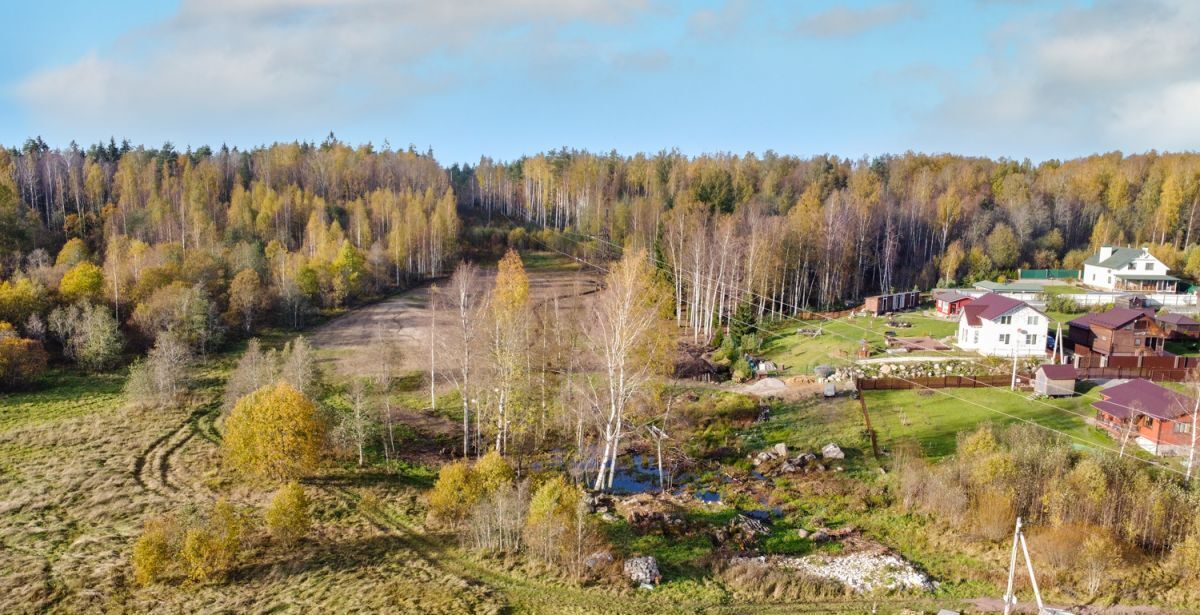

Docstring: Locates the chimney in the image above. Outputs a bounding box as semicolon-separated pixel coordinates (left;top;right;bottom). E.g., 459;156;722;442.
1098;245;1114;261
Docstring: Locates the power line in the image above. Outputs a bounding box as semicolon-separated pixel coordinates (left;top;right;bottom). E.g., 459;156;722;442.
506;217;1192;477
555;224;1200;430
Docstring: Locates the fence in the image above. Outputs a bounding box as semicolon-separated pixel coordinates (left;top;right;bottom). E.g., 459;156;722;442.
1064;292;1198;309
856;375;1021;391
1020;269;1080;280
1074;354;1200;370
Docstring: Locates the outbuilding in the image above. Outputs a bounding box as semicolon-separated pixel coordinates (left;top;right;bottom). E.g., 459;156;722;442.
933;290;972;317
1157;312;1200;340
1033;364;1076;397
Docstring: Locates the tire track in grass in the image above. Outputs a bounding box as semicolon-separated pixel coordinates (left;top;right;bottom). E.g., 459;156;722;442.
316;482;895;614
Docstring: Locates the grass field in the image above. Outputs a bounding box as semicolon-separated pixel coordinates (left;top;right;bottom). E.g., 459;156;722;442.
757;312;960;375
743;385;1114;463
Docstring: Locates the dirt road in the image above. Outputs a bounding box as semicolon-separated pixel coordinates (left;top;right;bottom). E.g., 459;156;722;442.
308;267;602;374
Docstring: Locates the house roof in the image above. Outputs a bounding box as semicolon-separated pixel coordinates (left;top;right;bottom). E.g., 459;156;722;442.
1113;273;1180;281
933;290;972;303
1092;378;1193;421
1084;246;1146;269
1068;307;1155;331
974;281;1042;293
1158;313;1199;326
962;293;1037;326
1037;364;1076;380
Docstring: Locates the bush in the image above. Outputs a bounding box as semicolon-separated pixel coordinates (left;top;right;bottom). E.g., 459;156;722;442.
427;461;481;523
0;322;47;389
731;357;752;383
131;516;178;586
265;481;312;544
525;476;581;564
181;499;245;582
223;382;325;482
1046;293;1081;314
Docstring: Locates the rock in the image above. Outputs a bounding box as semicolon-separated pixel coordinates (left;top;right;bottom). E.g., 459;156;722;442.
623;556;661;586
732;514;771;536
821;443;845;460
780;462;796;473
800;452;817;464
809;530;830;543
796;528;809;539
772;442;788;457
601;512;618;522
584;550;614;569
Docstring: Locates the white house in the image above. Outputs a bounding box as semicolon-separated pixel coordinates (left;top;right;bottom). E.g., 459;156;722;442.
956;293;1048;357
1082;246;1180;292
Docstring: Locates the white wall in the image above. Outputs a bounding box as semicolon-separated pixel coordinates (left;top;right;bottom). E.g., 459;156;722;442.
956;306;1046;357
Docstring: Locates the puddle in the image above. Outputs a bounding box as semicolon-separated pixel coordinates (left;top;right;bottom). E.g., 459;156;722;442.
695;490;721;503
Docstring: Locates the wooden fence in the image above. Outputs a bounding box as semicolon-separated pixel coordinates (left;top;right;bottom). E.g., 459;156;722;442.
856;375;1020;391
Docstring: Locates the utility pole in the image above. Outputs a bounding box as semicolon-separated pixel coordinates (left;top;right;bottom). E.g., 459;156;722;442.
1011;349;1019;391
1003;517;1059;615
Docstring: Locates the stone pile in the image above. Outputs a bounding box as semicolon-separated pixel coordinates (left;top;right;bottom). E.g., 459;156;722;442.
712;513;772;548
730;551;933;594
623;556;661;588
749;443;841;475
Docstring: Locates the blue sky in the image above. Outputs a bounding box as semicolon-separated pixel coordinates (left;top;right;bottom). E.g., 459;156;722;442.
3;0;1199;164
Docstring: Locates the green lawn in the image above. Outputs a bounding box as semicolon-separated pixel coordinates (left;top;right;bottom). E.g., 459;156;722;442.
1043;284;1086;295
757;312;959;375
742;385;1115;464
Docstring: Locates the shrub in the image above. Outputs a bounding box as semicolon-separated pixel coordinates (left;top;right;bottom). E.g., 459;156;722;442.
427;461;481;523
731;357;752;383
466;481;528;553
223;382;325;482
0;276;48;326
1079;532;1121;598
55;238;88;267
124;331;192;406
525;476;581;564
131;516;178;586
130;282;224;351
181;499;245;582
265;481;312;544
0;323;47;389
972;489;1016;541
1046;293;1081;314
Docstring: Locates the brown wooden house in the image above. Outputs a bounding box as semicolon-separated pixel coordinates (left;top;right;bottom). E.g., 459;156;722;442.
1156;312;1200;340
1093;379;1195;456
1066;307;1168;356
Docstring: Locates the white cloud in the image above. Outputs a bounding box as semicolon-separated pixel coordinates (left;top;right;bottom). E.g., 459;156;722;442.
13;0;656;140
923;0;1200;155
795;1;921;38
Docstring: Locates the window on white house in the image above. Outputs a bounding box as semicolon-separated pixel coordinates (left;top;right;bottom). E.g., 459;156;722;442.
1128;263;1135;270
1027;315;1038;325
973;331;979;344
998;316;1011;325
999;334;1011;345
1025;334;1036;345
1146;262;1153;270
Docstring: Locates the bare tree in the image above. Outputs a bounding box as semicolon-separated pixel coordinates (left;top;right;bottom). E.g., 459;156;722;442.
438;262;483;457
585;249;670;491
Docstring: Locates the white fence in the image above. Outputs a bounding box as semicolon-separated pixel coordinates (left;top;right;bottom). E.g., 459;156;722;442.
1065;292;1198;310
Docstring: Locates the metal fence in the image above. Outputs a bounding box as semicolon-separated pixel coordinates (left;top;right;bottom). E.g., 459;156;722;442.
1019;269;1080;280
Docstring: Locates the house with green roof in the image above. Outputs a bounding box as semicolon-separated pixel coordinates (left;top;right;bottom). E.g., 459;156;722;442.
1082;245;1180;293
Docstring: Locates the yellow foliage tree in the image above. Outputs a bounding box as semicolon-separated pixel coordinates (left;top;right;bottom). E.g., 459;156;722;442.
58;262;105;304
180;498;245;582
427;461;481;523
55;237;88;267
131;516;178;586
474;450;515;495
265;481;312;544
223;382;324;482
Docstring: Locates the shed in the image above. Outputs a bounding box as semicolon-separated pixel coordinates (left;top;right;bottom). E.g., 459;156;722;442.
932;290;972;317
862;291;921;316
1115;294;1148;309
1034;364;1076;397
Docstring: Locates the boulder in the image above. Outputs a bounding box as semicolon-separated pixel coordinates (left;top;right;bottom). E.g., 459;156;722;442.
821;443;845;460
584;550;614;570
809;529;830;543
772;442;788;457
623;556;661;587
796;528;809;539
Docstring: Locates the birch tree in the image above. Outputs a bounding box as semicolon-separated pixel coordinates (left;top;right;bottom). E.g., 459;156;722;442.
586;249;670;491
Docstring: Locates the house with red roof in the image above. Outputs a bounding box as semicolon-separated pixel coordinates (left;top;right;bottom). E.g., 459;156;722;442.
955;293;1048;357
1093;379;1196;455
933;290;973;317
1066;307;1168;357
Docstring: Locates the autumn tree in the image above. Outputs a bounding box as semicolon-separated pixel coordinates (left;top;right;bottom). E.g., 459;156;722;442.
485;250;530;454
125;330;192;406
223;382;325;482
265;481;311;544
58;261;104;304
226;268;267;333
585;249;670;491
0;322;47;389
48;301;123;371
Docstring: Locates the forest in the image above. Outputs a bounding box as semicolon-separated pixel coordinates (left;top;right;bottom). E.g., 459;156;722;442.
7;138;1200;612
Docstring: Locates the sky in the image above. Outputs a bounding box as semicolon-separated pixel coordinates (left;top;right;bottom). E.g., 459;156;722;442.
2;0;1199;164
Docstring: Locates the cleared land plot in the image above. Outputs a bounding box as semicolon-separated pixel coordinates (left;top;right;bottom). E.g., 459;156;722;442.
309;251;600;374
746;385;1113;462
758;313;959;376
